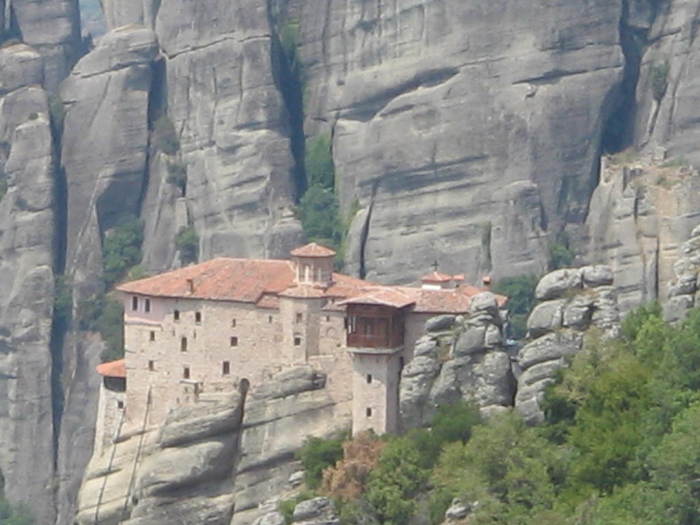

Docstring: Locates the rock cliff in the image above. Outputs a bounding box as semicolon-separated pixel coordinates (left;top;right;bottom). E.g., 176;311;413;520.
0;43;57;524
663;223;700;322
74;367;350;525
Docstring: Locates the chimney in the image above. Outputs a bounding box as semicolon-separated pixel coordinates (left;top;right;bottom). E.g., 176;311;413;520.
186;278;194;294
482;275;492;288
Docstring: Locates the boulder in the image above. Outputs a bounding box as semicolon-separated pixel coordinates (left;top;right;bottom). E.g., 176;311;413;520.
535;269;583;300
664;295;695;323
292;497;340;524
582;265;614;287
518;331;583;370
454;326;486;356
527;299;565;337
425;315;456;333
445;498;471;520
254;512;286;525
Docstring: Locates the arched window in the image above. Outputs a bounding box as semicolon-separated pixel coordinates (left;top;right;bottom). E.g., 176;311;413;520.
180;337;188;352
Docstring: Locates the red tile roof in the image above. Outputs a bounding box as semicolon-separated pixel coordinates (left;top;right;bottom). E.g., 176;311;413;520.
340;288;416;309
117;258;295;303
96;359;126;378
116;248;506;314
421;271;453;283
290;242;336;258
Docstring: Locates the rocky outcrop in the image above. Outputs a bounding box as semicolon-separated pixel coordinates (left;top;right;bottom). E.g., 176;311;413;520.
291;497;340;525
514;266;621;424
11;0;82;90
0;43;57;525
231;367;350;525
581;155;700;313
400;293;514;429
663;224;700;322
74;367;350;525
289;0;626;282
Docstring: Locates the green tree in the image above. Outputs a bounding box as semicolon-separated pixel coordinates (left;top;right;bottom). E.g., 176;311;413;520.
298;184;341;249
493;275;538;339
296;435;345;490
102;218;143;288
175;226;199;265
305;134;335;189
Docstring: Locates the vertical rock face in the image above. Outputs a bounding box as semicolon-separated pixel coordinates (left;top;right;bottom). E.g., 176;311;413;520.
514;266;620;424
153;0;304;261
11;0;82;90
399;293;514;429
663;224;700;322
633;0;700;167
580;156;700;313
61;25;157;296
291;0;625;282
0;44;57;525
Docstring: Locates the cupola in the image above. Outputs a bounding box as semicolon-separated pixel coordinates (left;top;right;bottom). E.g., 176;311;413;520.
290;242;335;287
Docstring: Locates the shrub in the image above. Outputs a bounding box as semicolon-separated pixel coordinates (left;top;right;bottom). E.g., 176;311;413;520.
78;294;125;362
493;274;539;339
298;184;342;250
175;226;199;265
322;431;384;501
650;61;670;101
102;218;143;288
279;490;316;524
548;232;575;270
0;498;34;525
152;115;179;154
53;276;73;325
305;134;335;189
297;434;346;490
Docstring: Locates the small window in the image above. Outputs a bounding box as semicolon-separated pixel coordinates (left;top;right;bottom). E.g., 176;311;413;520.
174;310;180;321
231;318;236;327
230;336;238;347
366;374;373;384
326;315;330;322
148;360;154;371
132;296;138;311
195;312;202;324
180;337;188;352
183;367;190;379
145;298;151;313
117;400;124;409
296;312;303;323
366;407;372;417
149;331;155;342
268;315;273;324
222;361;230;375
294;336;302;346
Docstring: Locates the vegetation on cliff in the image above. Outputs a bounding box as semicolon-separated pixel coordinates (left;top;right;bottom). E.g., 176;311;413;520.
289;305;700;524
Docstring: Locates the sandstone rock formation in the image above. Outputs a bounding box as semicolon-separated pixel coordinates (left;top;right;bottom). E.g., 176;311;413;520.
399;293;514;429
581;155;700;313
663;224;700;322
290;0;626;283
74;367;350;525
0;43;57;525
514;266;621;424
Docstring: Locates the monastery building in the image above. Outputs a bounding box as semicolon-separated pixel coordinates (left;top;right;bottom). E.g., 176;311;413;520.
94;243;504;453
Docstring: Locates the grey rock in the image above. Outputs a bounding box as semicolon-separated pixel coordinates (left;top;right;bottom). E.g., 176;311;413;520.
563;293;595;330
252;366;326;400
518;331;584;370
0;48;57;524
414;337;439;357
288;471;305;488
292;497;339;524
425;315;456;333
454;326;486;356
527;299;565;338
470;293;500;315
692;224;700;239
255;512;286;525
535;269;583;300
582;265;614;287
484;324;503;348
159;393;242;447
445;498;471;520
668;274;697;297
664;294;695;323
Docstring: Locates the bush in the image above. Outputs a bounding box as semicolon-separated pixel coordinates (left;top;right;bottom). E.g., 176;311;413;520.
650;61;670;101
297;434;346;490
53;276;73;325
298;184;342;250
279;490;316;524
0;498;34;525
493;275;539;340
322;431;384;501
548;233;575;270
305;134;335;189
152;115;179;155
102;218;143;288
175;226;199;265
78;294;125;362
